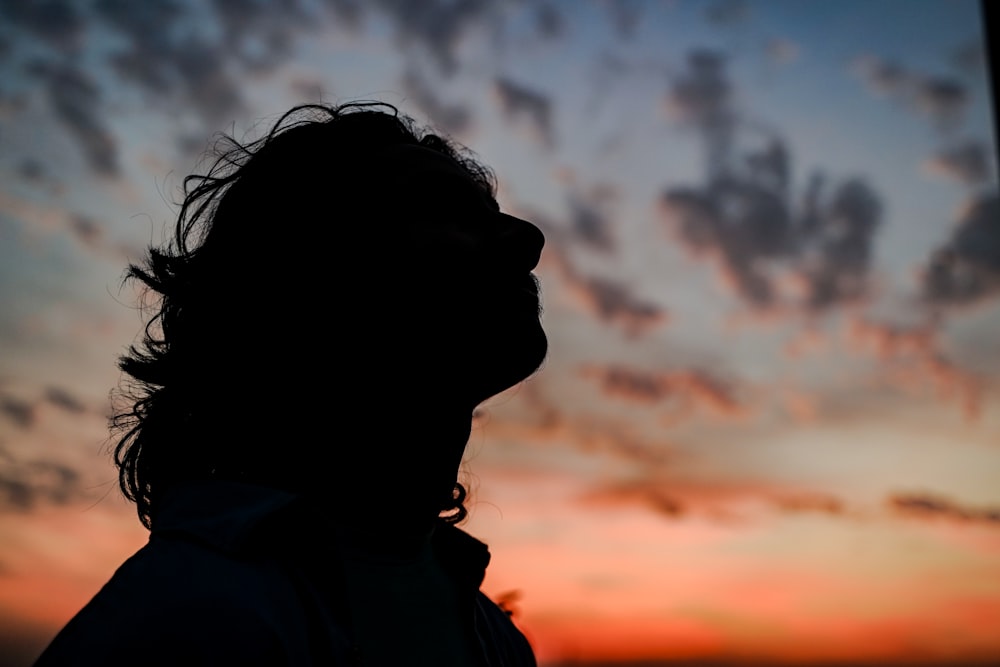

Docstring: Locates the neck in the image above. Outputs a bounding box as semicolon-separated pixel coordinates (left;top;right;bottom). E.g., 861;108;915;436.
307;400;475;546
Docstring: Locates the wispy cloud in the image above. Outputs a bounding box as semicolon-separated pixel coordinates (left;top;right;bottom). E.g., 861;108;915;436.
889;492;1000;526
581;365;745;421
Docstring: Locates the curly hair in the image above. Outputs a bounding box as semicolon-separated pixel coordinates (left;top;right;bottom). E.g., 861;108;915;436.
113;102;495;529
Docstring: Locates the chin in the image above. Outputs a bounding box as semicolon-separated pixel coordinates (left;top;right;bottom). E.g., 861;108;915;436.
478;324;548;400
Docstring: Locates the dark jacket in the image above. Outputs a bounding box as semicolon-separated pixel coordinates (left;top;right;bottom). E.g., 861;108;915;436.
34;481;536;666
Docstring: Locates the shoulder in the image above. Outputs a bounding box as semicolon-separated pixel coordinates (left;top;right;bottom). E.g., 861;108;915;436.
34;538;335;667
475;592;538;667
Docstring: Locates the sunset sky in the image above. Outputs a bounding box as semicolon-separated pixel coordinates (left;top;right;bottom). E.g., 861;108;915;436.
1;1;998;665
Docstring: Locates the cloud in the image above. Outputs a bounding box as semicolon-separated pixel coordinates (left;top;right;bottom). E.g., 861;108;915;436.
771;493;844;516
400;67;472;136
705;0;749;26
43;386;87;414
0;385;96;429
0;190;140;259
96;1;245;127
493;76;555;149
0;0;85;54
581;365;745;420
922;141;991;186
372;0;496;77
16;158;46;183
580;480;685;518
889;492;1000;526
533;2;564;40
25;60;119;176
567;275;667;338
661;52;884;312
764;38;799;65
950;39;985;77
921;193;1000;308
580;477;848;523
566;184;620;253
0;458;84;512
664;50;734;170
852;55;970;130
598;0;644;40
323;0;365;31
0;394;35;429
527;208;667;337
847;317;981;420
474;381;672;468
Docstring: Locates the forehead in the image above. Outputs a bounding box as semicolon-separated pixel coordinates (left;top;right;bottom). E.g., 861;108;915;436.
381;144;492;200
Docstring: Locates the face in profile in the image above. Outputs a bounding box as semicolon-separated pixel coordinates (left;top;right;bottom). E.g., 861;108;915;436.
382;145;548;405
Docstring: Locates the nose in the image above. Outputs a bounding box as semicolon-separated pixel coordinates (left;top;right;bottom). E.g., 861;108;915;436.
495;212;545;272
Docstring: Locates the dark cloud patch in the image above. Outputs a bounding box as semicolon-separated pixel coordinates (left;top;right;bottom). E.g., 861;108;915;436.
922;140;991;185
211;0;315;73
25;61;119;176
853;55;970;130
705;0;749;27
0;0;85;54
400;68;472;136
97;0;184;95
566;184;619;253
570;275;666;338
922;193;1000;308
169;38;245;127
797;178;882;310
493;77;555;149
889;492;1000;526
529;208;667;337
598;0;643;40
43;386;87;414
68;213;103;250
853;56;909;97
533;2;564;40
0;394;35;429
661;52;883;311
950;40;985;77
664;50;735;177
0;457;83;512
97;0;244;127
16;158;46;183
322;0;364;31
372;0;495;77
911;76;968;129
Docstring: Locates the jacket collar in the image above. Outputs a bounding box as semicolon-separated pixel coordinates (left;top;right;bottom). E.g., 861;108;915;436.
150;480;491;590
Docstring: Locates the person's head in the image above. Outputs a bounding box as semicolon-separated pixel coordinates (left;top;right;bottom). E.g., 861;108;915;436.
114;102;546;528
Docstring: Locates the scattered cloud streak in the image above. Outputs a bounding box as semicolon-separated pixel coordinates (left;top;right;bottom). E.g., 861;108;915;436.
581;365;745;420
889;492;1000;526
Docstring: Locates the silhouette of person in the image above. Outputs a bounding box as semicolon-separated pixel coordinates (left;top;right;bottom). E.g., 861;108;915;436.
34;102;546;666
